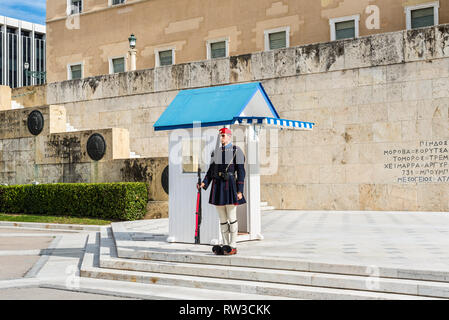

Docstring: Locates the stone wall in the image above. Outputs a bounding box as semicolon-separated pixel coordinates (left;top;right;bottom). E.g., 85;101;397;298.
44;24;449;211
0;86;11;111
11;85;47;108
0;105;168;204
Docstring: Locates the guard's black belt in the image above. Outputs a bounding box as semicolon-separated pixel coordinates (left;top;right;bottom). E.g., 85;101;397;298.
218;172;235;178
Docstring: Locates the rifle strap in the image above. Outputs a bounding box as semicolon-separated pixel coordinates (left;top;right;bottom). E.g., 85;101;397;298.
225;146;237;173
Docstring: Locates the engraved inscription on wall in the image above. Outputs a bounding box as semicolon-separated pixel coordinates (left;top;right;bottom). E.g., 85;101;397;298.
45;136;83;163
0;112;20;138
384;140;449;183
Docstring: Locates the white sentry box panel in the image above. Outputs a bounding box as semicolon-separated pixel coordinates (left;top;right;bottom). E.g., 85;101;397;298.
166;125;262;245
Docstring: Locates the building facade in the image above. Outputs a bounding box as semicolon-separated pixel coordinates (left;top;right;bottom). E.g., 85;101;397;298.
46;0;449;83
0;16;46;88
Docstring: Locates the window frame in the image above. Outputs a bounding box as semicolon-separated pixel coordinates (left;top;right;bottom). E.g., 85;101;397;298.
405;1;439;30
329;14;360;41
108;0;126;7
155;47;175;67
67;0;83;15
109;55;126;74
67;62;83;80
206;37;229;60
264;26;290;51
181;138;206;174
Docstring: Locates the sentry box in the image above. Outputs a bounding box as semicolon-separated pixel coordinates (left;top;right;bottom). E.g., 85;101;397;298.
154;82;314;245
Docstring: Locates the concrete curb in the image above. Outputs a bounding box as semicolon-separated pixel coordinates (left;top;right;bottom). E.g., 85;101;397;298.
0;278;41;290
24;235;62;278
0;221;106;232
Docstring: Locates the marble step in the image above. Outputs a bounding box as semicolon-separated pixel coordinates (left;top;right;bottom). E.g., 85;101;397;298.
129;151;141;158
44;277;290;300
66;122;77;132
114;241;449;284
83;264;437;300
98;229;449;299
11;100;25;109
80;231;293;300
100;231;449;298
260;201;275;211
81;231;431;300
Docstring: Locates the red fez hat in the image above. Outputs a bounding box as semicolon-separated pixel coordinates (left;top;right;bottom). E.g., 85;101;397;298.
219;127;232;135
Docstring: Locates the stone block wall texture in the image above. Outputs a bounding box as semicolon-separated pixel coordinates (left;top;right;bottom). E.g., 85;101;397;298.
0;105;168;202
43;24;449;211
0;86;11;111
11;85;47;108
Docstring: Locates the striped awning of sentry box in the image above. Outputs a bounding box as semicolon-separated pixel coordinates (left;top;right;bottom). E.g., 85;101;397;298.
233;116;315;131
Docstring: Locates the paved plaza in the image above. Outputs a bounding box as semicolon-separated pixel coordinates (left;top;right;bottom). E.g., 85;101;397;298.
116;210;449;271
251;210;449;270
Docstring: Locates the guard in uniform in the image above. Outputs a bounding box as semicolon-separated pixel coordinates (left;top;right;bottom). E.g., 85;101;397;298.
197;127;246;255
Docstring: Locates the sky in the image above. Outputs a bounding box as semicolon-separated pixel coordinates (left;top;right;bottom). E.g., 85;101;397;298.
0;0;46;25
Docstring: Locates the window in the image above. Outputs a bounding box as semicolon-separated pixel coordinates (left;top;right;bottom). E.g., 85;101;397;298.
269;31;286;49
34;36;46;85
412;8;434;28
182;138;205;173
22;33;32;86
335;20;355;40
0;30;3;85
330;15;360;41
207;38;229;59
156;49;174;67
110;57;125;74
405;1;439;30
159;50;173;66
110;0;125;5
264;27;290;51
211;41;226;58
8;31;18;88
68;63;82;80
68;0;82;15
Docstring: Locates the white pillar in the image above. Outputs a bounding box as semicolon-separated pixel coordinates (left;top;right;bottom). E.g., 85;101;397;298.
31;25;35;86
246;124;262;240
1;22;6;85
129;49;136;71
18;24;22;88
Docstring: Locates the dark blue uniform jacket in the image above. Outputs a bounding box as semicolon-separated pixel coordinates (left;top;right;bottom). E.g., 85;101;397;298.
202;143;246;206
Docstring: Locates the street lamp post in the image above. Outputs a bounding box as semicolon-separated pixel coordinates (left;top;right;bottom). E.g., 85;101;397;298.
128;34;137;71
24;61;46;83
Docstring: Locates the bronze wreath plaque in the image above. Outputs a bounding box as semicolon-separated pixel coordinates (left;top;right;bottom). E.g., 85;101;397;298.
161;165;169;195
86;133;106;161
27;110;44;136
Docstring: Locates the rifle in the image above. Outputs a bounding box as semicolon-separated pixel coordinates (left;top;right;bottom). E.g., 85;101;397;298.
195;167;202;244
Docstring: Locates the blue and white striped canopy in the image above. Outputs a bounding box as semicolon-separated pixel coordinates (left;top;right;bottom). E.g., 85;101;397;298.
233;117;314;131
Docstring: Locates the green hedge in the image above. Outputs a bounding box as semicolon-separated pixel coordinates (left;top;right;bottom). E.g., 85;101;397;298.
0;183;148;221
